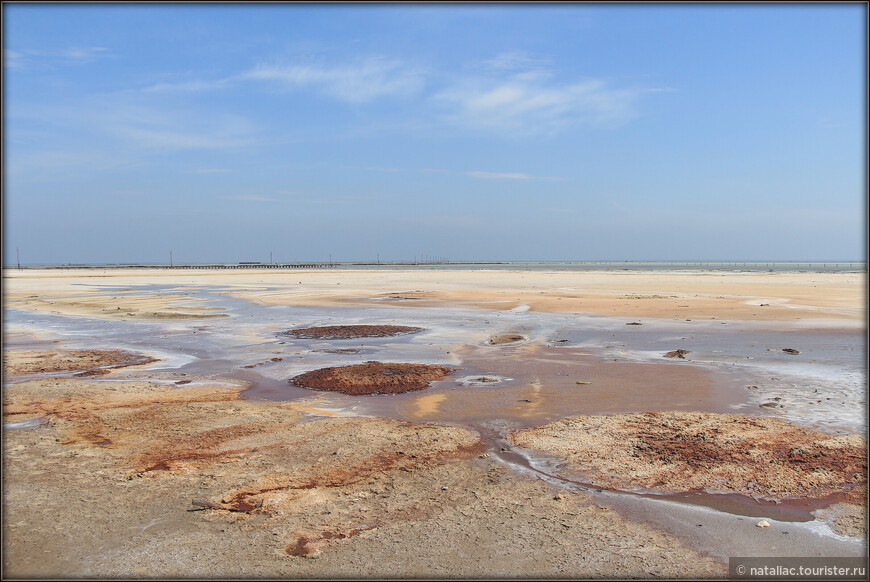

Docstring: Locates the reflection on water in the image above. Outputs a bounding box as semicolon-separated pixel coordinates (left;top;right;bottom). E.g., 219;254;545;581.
375;342;737;428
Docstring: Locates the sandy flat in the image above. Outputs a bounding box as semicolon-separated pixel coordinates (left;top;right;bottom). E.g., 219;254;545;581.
2;267;866;577
4;267;863;322
3;374;725;578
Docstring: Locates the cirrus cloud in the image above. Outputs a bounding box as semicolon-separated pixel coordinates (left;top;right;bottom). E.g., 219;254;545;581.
242;56;425;103
435;76;641;136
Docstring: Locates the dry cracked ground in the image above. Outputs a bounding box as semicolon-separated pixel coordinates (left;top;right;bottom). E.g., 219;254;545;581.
2;348;865;578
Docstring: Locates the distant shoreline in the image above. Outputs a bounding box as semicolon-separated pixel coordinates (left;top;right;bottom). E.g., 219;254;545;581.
3;260;866;273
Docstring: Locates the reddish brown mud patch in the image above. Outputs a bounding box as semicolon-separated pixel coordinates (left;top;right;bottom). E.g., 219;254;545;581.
290;362;451;395
136;424;268;473
225;439;483;513
74;369;112;377
3;349;157;376
512;411;866;502
286;526;378;557
487;334;527;345
282;324;423;340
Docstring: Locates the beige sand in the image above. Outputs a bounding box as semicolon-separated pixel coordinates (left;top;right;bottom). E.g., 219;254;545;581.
511;412;867;537
3;267;865;321
3;370;724;578
511;412;866;502
2;267;866;577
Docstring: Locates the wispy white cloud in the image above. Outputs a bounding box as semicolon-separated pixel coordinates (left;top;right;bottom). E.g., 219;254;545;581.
436;77;640;136
434;51;655;136
4;49;26;69
142;78;231;93
113;125;252;150
57;47;110;61
107;109;257;151
4;149;106;180
5;46;110;69
476;51;551;74
465;170;559;181
273;190;383;205
8;98;260;156
242;56;425;103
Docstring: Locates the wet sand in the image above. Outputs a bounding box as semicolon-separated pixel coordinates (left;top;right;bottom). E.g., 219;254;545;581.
2;267;866;577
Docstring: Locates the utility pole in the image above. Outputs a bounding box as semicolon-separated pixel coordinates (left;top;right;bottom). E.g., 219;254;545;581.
329;253;332;267
170;250;173;268
270;251;273;265
17;248;21;270
377;253;380;265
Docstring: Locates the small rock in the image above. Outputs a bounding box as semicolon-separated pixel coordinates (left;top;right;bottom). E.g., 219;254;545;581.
782;348;800;355
441;486;449;491
663;349;692;359
575;381;591;385
478;453;490;459
759;402;779;409
756;520;771;528
626;322;642;326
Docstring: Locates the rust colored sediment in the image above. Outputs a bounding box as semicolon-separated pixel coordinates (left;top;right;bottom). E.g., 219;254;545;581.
487;334;526;345
286;526;378;556
74;369;112;377
283;325;423;339
512;412;867;503
290;362;451;395
228;440;484;513
4;349;158;376
136;424;269;473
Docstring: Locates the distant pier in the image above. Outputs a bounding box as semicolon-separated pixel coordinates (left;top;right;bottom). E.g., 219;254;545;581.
182;263;333;270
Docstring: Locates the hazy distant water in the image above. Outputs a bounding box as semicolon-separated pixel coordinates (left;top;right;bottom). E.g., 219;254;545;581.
13;260;866;272
333;261;866;273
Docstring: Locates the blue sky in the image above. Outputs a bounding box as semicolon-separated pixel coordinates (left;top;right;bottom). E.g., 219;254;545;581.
3;3;866;264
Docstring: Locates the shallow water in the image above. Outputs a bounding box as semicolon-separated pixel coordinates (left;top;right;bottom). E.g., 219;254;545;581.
7;283;863;431
3;282;866;523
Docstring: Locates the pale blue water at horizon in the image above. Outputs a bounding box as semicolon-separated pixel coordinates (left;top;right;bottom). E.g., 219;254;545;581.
7;260;867;273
